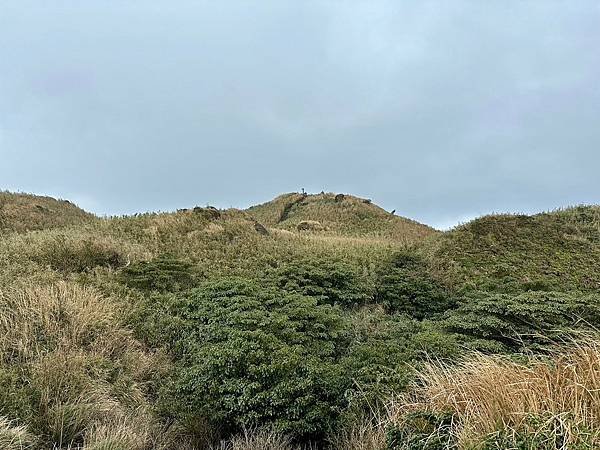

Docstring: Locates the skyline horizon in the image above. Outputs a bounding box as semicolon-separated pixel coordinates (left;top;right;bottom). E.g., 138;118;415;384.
3;185;596;231
2;2;598;232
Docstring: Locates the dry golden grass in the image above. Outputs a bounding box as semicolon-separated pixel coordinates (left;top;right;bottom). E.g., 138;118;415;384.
213;428;296;450
0;283;129;361
0;282;168;449
0;416;36;449
304;233;405;251
383;339;600;448
0;229;152;293
329;415;388;450
30;232;147;273
83;416;153;450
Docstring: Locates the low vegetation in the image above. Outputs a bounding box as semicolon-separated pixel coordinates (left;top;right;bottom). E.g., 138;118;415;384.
0;190;598;449
0;191;95;233
248;192;436;243
382;339;600;449
425;207;600;293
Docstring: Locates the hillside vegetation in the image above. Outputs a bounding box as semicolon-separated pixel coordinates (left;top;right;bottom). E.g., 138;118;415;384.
248;192;436;243
1;190;599;449
425;206;600;293
0;191;95;233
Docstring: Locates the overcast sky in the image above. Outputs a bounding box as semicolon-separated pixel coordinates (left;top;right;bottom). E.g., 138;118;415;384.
1;1;599;229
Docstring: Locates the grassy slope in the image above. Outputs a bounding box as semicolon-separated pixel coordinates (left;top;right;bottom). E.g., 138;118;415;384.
2;191;600;449
423;205;600;292
247;192;437;244
0;191;95;233
0;193;414;449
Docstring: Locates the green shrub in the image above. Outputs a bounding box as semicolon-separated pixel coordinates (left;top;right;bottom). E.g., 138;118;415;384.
134;278;350;440
120;256;197;292
269;257;371;307
386;411;453;450
442;291;600;351
341;328;414;402
133;277;462;442
375;253;455;319
339;309;459;421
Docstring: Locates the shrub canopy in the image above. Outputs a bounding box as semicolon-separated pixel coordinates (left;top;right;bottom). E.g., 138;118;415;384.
136;278;350;439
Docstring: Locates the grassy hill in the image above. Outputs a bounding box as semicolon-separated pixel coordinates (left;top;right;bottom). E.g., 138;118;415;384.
0;191;95;233
247;192;436;243
1;191;600;449
424;205;600;292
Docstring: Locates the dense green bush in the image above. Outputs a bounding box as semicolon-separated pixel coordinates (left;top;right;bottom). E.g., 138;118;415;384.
375;252;455;319
269;257;372;307
442;291;600;351
134;278;351;440
120;255;197;292
132;274;463;443
340;310;458;411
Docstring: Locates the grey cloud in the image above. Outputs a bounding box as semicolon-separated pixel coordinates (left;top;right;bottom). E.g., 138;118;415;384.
1;1;598;228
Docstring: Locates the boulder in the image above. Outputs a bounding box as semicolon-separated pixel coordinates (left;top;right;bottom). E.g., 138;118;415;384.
296;220;324;232
254;222;269;236
193;206;221;220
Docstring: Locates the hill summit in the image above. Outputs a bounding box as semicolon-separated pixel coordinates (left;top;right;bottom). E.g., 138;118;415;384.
247;192;436;242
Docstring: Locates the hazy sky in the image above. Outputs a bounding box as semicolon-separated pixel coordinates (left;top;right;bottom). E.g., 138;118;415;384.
1;1;599;229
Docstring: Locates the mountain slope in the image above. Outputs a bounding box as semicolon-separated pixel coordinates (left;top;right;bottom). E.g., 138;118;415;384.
0;191;95;233
424;205;600;292
247;192;436;243
1;189;600;448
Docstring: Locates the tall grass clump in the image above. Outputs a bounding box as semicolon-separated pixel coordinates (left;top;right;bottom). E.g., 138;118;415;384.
0;282;166;448
386;339;600;449
214;427;296;450
0;282;127;360
328;413;388;450
31;233;136;273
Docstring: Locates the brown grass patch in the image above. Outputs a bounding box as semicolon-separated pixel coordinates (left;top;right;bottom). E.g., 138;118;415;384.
387;340;600;448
